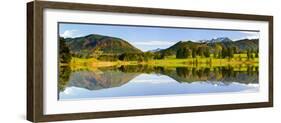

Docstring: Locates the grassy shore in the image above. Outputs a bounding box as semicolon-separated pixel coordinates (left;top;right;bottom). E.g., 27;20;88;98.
67;53;258;71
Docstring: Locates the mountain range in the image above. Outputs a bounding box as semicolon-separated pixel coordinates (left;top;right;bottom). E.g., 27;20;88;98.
160;37;258;55
62;34;258;56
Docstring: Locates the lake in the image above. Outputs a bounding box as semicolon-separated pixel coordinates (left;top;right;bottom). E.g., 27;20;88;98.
58;65;259;100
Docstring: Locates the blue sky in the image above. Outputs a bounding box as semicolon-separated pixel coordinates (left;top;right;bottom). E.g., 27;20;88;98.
59;23;259;51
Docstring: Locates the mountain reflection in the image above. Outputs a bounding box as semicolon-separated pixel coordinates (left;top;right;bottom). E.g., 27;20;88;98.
59;65;258;92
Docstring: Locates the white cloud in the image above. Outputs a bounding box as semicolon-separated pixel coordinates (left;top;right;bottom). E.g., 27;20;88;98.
60;30;81;38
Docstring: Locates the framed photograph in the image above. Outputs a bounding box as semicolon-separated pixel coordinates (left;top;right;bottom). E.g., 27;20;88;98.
27;1;273;122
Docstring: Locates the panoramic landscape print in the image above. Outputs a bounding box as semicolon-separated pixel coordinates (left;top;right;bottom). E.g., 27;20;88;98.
58;23;259;100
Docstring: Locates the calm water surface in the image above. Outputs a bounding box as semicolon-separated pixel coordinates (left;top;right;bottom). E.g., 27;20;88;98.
59;65;259;100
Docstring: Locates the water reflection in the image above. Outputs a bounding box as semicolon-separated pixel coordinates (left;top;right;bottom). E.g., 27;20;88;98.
58;65;259;100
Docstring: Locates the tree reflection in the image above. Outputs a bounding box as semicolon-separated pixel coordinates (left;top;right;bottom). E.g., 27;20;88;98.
58;64;259;92
58;65;71;91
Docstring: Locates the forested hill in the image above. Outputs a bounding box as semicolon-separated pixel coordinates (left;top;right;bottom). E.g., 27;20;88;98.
64;34;142;57
159;38;259;56
61;34;258;59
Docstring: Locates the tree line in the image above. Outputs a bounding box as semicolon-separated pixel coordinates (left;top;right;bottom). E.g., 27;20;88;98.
60;37;259;63
176;45;258;59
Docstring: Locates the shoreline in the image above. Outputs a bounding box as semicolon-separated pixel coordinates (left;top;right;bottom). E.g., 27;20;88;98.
65;57;259;71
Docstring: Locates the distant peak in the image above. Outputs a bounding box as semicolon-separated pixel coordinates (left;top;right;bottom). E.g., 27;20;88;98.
200;37;233;43
148;48;162;52
212;37;232;42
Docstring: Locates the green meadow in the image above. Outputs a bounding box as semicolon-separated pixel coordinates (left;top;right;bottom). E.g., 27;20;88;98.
68;53;258;71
